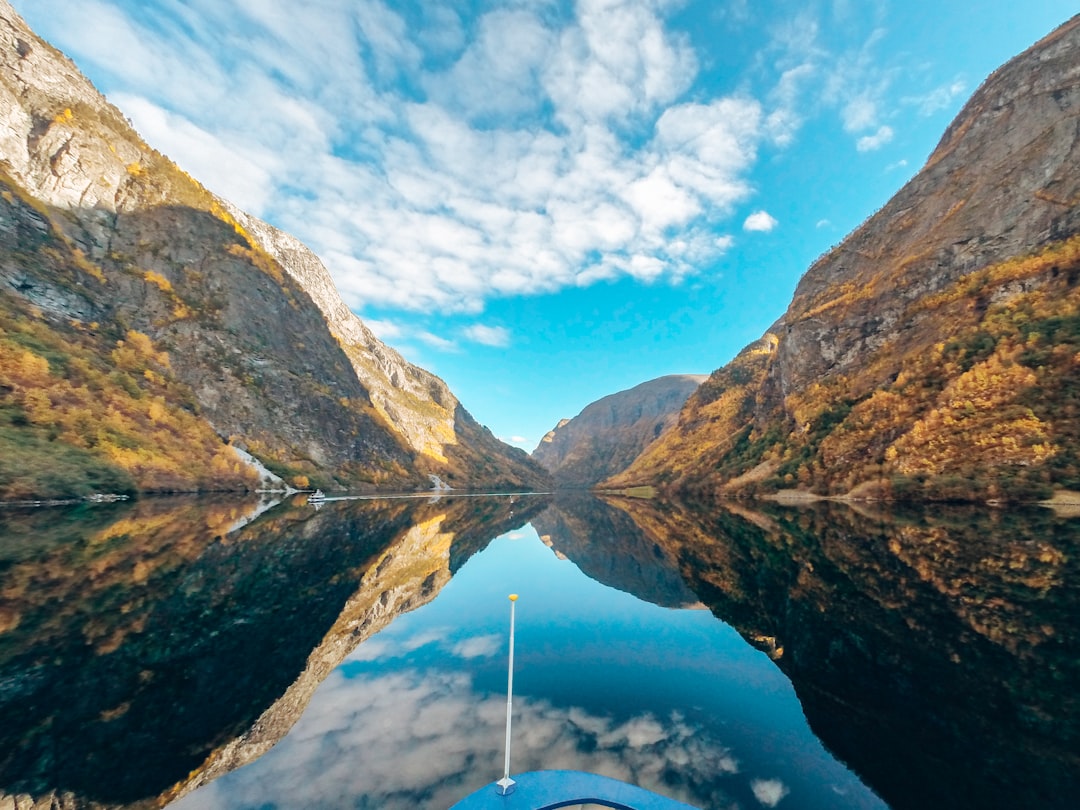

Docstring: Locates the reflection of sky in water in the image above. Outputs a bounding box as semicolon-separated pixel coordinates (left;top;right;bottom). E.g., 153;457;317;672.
173;528;886;810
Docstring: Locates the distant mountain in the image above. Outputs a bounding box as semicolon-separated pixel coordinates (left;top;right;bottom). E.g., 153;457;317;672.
608;16;1080;503
0;1;549;498
532;374;705;488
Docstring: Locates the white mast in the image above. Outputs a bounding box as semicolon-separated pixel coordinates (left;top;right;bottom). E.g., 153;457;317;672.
496;593;518;795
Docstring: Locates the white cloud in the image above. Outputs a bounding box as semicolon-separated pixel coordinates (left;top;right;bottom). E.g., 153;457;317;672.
751;777;790;807
743;210;778;232
418;332;458;352
462;324;511;347
18;0;765;316
110;94;277;214
815;218;831;229
510;436;528;445
768;14;895;152
450;634;502;659
423;9;553;121
841;96;878;133
363;319;404;340
904;79;967;116
856;124;893;152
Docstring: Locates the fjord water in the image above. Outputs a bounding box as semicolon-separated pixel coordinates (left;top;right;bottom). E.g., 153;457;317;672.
1;495;1077;809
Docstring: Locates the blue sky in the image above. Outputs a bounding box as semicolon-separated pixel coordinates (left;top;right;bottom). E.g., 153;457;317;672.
11;0;1077;451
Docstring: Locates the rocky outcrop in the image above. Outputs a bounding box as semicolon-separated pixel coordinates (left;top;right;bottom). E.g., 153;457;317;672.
223;205;458;461
0;0;549;495
609;16;1080;501
533;375;704;488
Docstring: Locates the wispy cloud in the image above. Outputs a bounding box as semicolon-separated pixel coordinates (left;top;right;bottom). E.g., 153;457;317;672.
449;634;502;659
904;78;968;116
743;210;778;232
759;10;900;154
363;318;405;341
856;124;893;152
463;324;511;347
417;331;458;352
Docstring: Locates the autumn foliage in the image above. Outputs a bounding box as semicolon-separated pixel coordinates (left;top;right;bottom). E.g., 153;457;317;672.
0;304;260;500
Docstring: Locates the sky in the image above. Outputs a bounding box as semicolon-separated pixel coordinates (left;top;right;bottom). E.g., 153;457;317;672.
11;0;1078;451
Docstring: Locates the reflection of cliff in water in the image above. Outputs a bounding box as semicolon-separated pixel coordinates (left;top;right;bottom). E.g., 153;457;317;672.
603;495;1080;810
0;493;549;808
531;494;699;609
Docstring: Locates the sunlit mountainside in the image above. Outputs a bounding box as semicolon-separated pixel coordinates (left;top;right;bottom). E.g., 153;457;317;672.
607;16;1080;503
0;1;549;500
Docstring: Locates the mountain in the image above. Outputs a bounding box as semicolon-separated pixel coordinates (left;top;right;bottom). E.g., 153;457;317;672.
532;374;705;488
601;495;1080;810
0;1;549;498
607;16;1080;502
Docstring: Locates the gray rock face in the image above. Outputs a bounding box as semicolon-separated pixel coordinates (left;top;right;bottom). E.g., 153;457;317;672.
767;15;1080;403
533;374;705;488
224;204;460;460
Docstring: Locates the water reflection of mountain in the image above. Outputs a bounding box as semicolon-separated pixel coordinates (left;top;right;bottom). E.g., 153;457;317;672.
0;493;549;808
531;494;699;609
599;495;1080;810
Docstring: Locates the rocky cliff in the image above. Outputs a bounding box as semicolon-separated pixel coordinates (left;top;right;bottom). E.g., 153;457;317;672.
533;374;704;488
608;16;1080;502
0;0;549;497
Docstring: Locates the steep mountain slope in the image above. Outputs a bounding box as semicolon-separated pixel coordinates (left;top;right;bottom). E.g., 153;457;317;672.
609;16;1080;502
532;374;704;488
0;1;548;497
223;205;547;490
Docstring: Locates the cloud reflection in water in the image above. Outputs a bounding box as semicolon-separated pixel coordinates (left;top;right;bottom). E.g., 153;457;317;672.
175;665;745;810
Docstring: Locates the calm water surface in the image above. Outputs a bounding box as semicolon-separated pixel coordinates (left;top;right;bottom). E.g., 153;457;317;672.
1;493;1077;809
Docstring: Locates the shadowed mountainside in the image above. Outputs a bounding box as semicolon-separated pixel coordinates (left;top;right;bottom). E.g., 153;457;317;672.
530;493;699;608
